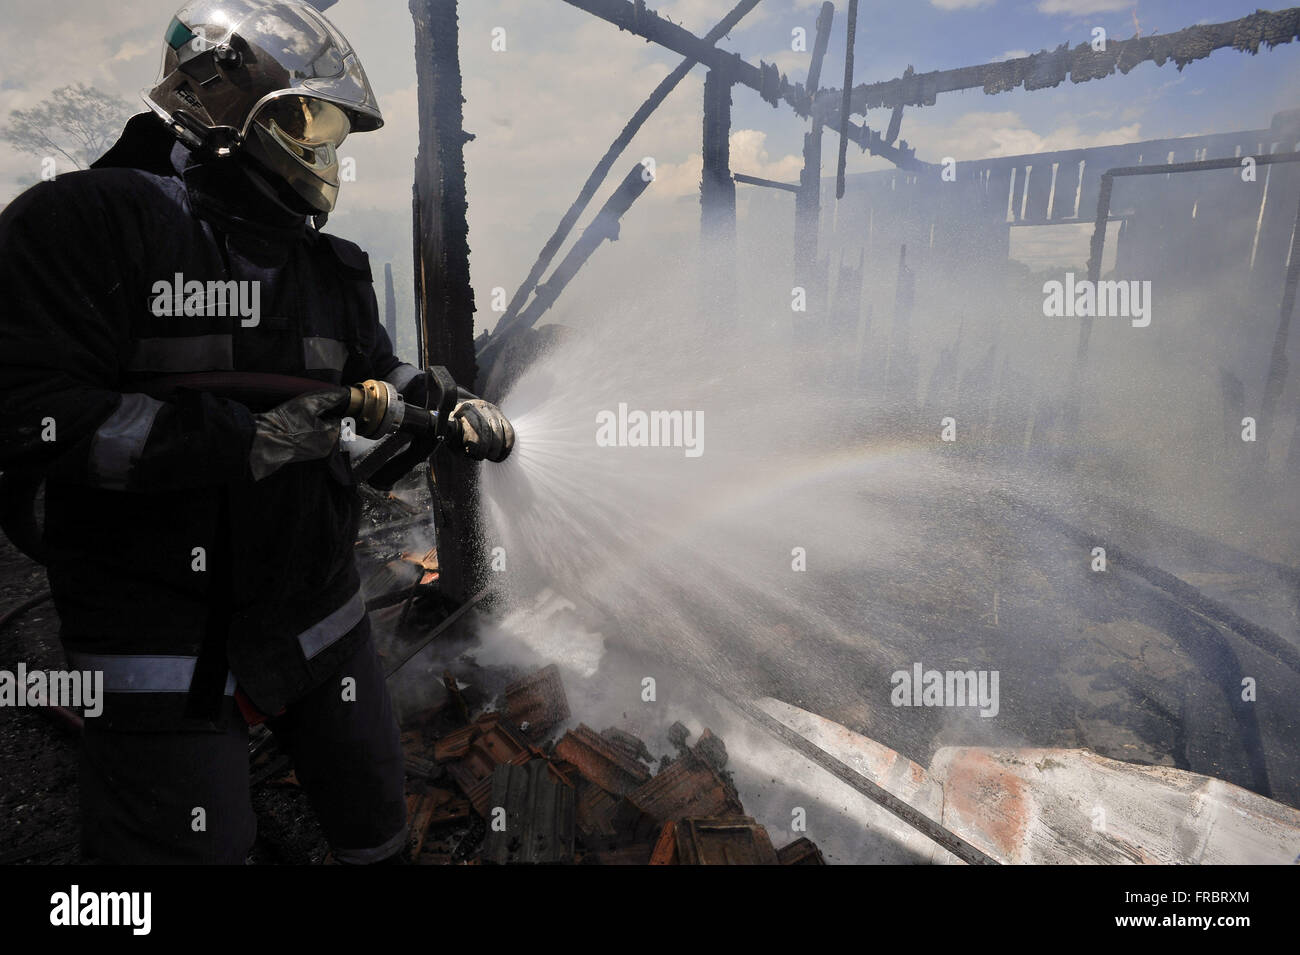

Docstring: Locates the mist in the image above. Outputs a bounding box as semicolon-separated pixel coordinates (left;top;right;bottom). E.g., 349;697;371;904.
476;151;1300;813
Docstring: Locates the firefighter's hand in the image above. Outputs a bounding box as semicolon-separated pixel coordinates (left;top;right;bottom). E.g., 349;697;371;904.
452;398;514;462
249;389;350;481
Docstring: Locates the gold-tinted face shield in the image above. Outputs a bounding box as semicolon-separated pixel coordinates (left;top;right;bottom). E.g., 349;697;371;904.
244;96;352;214
257;96;351;150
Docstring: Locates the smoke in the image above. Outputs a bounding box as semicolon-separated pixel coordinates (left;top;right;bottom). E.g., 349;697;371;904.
475;167;1300;809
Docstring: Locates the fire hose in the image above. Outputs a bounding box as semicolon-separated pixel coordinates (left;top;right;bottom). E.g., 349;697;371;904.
139;366;504;454
0;366;512;566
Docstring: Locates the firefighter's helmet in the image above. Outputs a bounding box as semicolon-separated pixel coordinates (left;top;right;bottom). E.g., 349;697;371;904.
143;0;383;213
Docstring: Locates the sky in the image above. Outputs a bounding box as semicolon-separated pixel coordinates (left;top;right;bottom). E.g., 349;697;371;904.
0;0;1297;344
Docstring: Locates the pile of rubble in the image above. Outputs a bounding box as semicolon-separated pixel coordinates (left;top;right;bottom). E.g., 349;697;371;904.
397;664;825;865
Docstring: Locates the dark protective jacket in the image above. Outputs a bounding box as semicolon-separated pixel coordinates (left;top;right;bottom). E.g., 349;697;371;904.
0;115;426;728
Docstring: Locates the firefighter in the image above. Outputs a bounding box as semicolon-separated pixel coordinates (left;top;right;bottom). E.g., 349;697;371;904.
0;0;509;863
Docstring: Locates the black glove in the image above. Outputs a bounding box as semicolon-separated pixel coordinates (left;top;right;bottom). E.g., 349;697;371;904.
452;398;514;462
248;389;350;481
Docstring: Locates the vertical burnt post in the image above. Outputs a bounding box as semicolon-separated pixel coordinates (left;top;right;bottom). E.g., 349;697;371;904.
410;0;482;605
701;69;737;328
1061;169;1115;450
834;0;859;200
383;261;399;354
795;127;823;271
794;3;834;334
411;185;425;364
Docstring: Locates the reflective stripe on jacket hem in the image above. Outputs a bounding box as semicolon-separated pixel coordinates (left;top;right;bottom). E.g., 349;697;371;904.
64;653;237;695
297;589;366;661
67;587;365;690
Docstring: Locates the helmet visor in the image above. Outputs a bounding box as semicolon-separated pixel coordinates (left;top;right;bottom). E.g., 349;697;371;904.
252;95;350;149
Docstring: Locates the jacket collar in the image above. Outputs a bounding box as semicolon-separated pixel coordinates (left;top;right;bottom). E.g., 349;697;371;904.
94;113;310;244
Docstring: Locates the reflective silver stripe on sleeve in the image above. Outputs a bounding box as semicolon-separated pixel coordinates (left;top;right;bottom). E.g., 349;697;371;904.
332;823;410;865
128;335;234;372
89;393;165;490
297;589;366;661
303;337;350;372
64;653;236;696
385;362;421;392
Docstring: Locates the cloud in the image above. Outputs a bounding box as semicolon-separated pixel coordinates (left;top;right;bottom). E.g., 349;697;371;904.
992;50;1032;62
110;39;154;64
931;0;997;9
652;128;803;200
334;83;419;211
656;0;831;38
0;5;162;197
1036;0;1132;14
730;129;804;184
903;109;1141;161
656;0;776;33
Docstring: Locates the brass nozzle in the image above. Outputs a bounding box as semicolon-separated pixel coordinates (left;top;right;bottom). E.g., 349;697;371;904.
346;379;404;439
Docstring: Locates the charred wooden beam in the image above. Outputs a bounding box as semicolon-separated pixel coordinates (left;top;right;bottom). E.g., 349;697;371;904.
495;0;764;337
805;1;833;97
701;70;737;327
552;0;923;171
480;163;654;369
563;0;811;113
411;0;481;604
734;172;800;193
823;105;920;169
411;0;476;383
884;103;903;146
820;7;1300;114
511;162;653;329
411;185;424;366
795;3;833;277
795;123;824;274
701;71;737;241
835;0;859;200
1080;151;1300;363
383;261;399;354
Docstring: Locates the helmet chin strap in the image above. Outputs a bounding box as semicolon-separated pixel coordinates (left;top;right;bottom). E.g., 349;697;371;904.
180;143;320;235
234;151;323;221
176;123;333;231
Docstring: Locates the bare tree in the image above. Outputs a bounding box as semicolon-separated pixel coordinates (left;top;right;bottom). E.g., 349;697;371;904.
2;83;134;171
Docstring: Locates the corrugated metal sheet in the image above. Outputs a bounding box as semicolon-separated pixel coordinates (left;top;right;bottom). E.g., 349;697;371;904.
481;759;576;864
